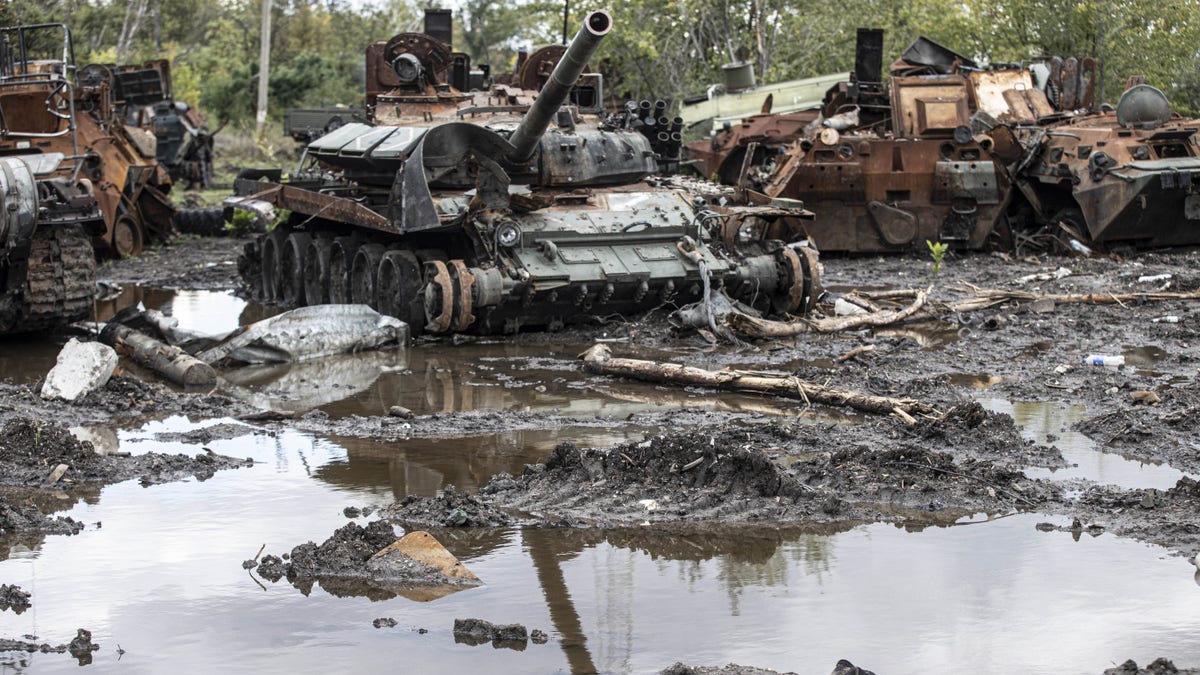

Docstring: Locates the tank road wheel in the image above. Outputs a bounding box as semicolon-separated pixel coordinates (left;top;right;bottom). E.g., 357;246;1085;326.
350;243;387;309
303;236;333;306
259;230;287;303
376;250;426;332
328;237;360;304
112;215;144;258
422;259;476;333
279;232;312;306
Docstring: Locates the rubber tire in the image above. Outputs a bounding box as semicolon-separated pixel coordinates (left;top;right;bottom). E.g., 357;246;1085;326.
112;216;144;258
303;236;333;306
376;249;426;332
259;230;287;303
328;237;359;304
279;231;312;306
350;243;387;309
173;207;226;237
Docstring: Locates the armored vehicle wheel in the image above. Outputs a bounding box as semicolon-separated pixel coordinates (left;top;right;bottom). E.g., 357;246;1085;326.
112;215;144;258
259;230;287;303
376;249;426;331
303;236;333;305
350;243;387;309
328;237;359;304
279;232;312;306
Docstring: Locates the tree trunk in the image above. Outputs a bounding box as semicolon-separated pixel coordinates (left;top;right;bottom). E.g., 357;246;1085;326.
100;323;217;388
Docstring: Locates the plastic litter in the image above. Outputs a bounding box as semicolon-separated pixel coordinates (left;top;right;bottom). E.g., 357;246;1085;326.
1082;354;1125;367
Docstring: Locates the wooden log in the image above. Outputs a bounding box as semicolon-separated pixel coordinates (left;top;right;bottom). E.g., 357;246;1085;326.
728;287;932;338
99;322;217;388
579;344;934;416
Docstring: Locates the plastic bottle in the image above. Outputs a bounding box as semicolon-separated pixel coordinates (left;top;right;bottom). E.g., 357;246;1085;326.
1082;354;1125;366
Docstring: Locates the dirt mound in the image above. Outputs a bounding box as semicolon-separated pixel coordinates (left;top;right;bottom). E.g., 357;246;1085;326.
475;420;1058;526
0;417;253;489
0;585;30;613
0;496;83;536
1072;476;1200;557
257;522;482;600
1104;658;1200;675
385;486;511;527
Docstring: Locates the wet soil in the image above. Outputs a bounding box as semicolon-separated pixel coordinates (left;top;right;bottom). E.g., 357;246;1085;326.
0;375;255;429
255;520;483;601
10;237;1200;670
97;236;249;291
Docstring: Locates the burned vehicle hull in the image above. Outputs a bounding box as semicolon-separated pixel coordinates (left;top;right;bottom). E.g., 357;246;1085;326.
0;25;106;333
688;30;1014;253
1012;87;1200;247
232;11;820;336
0;42;178;258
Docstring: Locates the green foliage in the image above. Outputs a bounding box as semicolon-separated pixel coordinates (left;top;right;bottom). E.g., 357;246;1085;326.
224;209;259;237
7;0;1197;123
926;240;949;277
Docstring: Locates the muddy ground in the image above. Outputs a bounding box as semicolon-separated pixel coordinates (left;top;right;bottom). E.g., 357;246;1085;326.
3;237;1200;670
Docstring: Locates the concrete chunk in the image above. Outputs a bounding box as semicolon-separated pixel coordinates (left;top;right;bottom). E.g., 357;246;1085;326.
41;339;117;402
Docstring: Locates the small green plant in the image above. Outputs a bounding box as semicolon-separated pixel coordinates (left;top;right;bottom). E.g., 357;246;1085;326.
224;209;259;237
926;239;949;276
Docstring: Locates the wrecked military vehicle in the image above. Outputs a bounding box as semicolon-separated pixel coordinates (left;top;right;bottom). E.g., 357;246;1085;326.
1010;83;1200;248
688;30;1200;253
689;30;1016;253
0;24;106;333
230;10;820;335
0;27;179;258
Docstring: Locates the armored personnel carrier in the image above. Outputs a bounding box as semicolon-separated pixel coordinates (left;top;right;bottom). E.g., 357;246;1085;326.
688;30;1016;253
0;24;106;333
231;10;820;335
1009;84;1200;247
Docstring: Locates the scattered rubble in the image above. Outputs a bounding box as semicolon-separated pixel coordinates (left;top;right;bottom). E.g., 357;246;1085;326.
1104;658;1200;675
452;618;532;649
0;585;31;613
0;628;99;666
40;339;117;402
256;522;481;601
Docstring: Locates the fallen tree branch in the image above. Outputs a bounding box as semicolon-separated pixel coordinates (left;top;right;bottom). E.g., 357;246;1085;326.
579;344;934;416
728;287;932;338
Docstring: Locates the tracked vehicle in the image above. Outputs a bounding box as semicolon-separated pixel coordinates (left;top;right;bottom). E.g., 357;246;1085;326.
232;11;820;335
0;24;106;333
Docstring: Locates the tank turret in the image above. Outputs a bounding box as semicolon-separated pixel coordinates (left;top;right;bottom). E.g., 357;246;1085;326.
230;11;821;335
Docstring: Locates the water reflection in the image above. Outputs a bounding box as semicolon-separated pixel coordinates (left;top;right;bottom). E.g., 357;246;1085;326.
978;398;1189;490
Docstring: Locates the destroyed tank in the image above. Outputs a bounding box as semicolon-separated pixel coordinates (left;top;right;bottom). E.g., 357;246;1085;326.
0;24;106;333
231;10;820;335
1011;83;1200;247
689;30;1017;253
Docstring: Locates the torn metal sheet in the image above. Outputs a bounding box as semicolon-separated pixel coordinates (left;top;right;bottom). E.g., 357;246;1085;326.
196;305;408;365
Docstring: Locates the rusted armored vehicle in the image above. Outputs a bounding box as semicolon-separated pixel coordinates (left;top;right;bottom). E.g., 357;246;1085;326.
230;10;820;335
1007;84;1200;247
81;59;215;189
0;33;177;257
689;30;1016;253
0;24;107;333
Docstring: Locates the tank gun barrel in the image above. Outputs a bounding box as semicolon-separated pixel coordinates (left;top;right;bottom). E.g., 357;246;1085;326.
506;10;611;161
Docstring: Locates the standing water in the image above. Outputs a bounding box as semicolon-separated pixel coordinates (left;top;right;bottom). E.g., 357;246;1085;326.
0;289;1196;673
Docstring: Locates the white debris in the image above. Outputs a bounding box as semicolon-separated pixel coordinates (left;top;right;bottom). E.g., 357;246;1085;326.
1016;267;1072;285
1152;316;1181;324
41;339;118;402
834;298;869;316
1137;273;1173;283
638;499;660;512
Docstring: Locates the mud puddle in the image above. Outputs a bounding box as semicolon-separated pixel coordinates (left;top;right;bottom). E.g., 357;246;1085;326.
0;416;1196;673
978;398;1189;490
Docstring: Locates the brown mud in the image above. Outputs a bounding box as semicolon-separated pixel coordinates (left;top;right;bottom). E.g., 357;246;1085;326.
6;237;1200;670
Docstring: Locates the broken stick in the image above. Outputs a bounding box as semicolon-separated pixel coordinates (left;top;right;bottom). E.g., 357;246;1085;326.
580;343;934;416
728;287;932;338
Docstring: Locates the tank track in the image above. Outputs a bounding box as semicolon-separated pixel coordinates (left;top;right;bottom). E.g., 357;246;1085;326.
1;225;97;333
